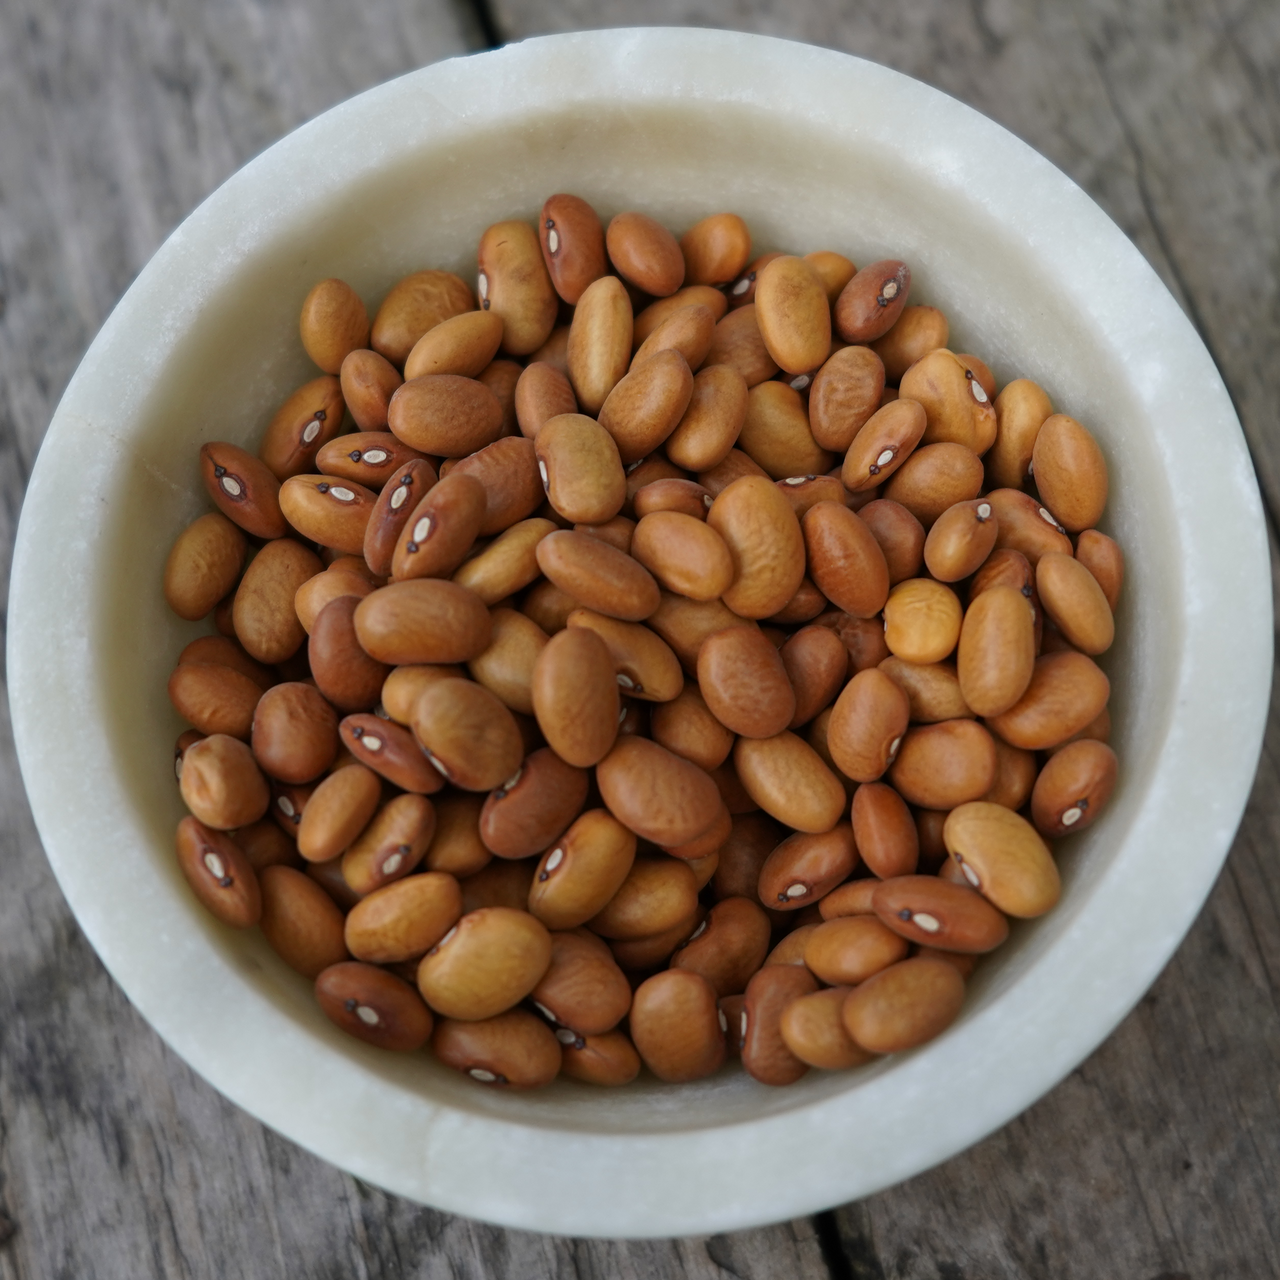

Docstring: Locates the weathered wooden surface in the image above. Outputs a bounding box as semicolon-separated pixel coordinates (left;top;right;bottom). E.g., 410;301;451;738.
0;0;1277;1277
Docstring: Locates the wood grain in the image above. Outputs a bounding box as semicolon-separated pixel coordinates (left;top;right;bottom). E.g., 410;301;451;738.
1;0;1278;1276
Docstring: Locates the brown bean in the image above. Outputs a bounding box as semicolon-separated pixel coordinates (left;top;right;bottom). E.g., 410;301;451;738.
459;858;535;914
1036;551;1114;654
804;915;908;985
296;763;381;863
883;578;962;664
420;793;489;880
168;662;262;740
341;871;461;964
596;737;722;847
453;518;556;606
633;478;713;522
734;733;846;833
985;377;1051;489
479;747;587;859
869;305;949;383
200;442;287;539
228;817;298;873
339;348;402;433
354;580;491;665
529;626;620;767
631;303;716;373
634;285;728;343
597;349;694;464
707;475;806;619
575;514;635;553
923;498;999;582
649;685;735;772
295;569;373;634
467;607;548;714
630;969;724;1081
669;896;771;997
276;475;374;556
403;309;504;381
770;577;829;626
881;441;983;527
741;963;819;1086
645;592;750;673
851;782;919;878
515;362;577;439
534;413;626;524
664;364;748;472
380;662;465;724
448;435;543;534
251;682;338;784
517;582;575;637
753;255;831;375
758;823;858;910
434;1007;561;1087
606;211;684;296
533;530;658;622
178;733;269;829
696;625;795;738
175;816;262;927
299;279;368;373
560;1029;641;1085
899;349;996;454
697;446;769;497
410;678;522;792
724;251;782;309
342;793;438;894
258;378;347;482
361;459;435;575
872;875;1009;952
877;656;973;723
984;488;1073;566
801;501;890;619
956;584;1037;717
1031;414;1108;532
710;812;782;899
1030;740;1118;837
258;864;349;978
773;475;844;522
842;955;965;1053
626;511;731;605
778;625;846;728
308;596;390;712
527;809;636;930
806;345;885;453
1075;530;1124;613
164;513;248;621
736;381;831;479
391;471;485;581
370;270;473;367
943;800;1060;917
476;220;558;356
855;498;925;587
841;398;928;492
531;931;631;1035
566;275;633;415
269;780;311;837
664;801;732;860
567;608;684;701
536;193;606;304
702;304;779;387
987;651;1110;750
314;434;422;494
679;212;751;285
765;923;819;966
888;720;996;809
314;962;432;1051
835;260;910;343
780;987;875;1069
981;737;1038;810
387;374;502;458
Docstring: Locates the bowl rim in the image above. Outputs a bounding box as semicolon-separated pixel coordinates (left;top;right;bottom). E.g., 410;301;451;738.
9;27;1273;1237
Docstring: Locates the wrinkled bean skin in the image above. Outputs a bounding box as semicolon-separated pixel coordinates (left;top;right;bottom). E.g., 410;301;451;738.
567;608;685;702
417;906;552;1020
535;413;626;524
705;475;806;620
168;662;263;740
560;1029;642;1086
1075;530;1125;613
883;579;962;666
630;969;725;1082
650;685;735;772
175;816;262;927
755;255;831;375
535;529;660;622
738;381;832;479
631;304;716;373
956;585;1036;718
433;1008;562;1088
984;488;1073;566
923;498;998;582
341;348;403;433
599;349;694;465
671;896;772;997
528;809;637;930
889;720;997;809
296;763;382;863
343;793;439;894
181;732;272;830
835;261;911;343
698;625;796;738
872;876;1009;952
259;864;350;979
315;962;433;1051
703;305;779;388
310;596;390;712
388;374;503;459
252;683;339;784
567;275;633;415
1031;414;1108;532
165;513;247;621
531;626;620;767
531;931;631;1035
780;987;875;1070
606;211;685;297
411;678;524;792
808;346;886;452
589;856;699;941
882;442;984;528
1030;739;1118;837
802;501;890;619
851;781;919;878
758;823;858;910
258;378;347;482
987;651;1110;750
943;801;1061;918
842;956;965;1053
804;916;909;985
877;657;972;724
680;213;752;286
665;364;749;472
899;349;996;454
780;625;847;728
1036;551;1115;654
354;580;491;665
596;737;722;847
734;732;847;834
742;963;819;1086
479;747;588;858
987;378;1052;490
870;305;949;383
842;398;928;492
827;668;910;782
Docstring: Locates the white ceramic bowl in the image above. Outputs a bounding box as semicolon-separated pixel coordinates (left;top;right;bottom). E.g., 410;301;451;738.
9;28;1271;1238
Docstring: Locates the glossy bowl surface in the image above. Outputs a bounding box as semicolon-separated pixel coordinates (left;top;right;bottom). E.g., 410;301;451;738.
9;28;1271;1237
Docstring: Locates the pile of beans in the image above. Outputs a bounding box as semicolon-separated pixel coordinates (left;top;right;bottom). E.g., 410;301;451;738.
164;196;1122;1089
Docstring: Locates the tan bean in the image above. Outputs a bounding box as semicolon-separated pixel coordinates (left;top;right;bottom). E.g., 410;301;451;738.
647;685;733;773
1030;739;1118;837
923;498;998;582
179;733;271;831
560;1029;641;1085
566;275;632;415
475;220;558;356
530;931;631;1035
797;250;854;303
631;303;716;373
528;626;619;767
258;378;347;482
354;580;491;665
387;374;502;458
806;346;885;452
984;488;1073;566
200;442;287;539
870;305;949;383
370;270;473;367
420;792;489;880
706;475;806;619
780;987;875;1069
585;856;697;941
645;592;749;673
277;475;374;556
878;656;973;723
164;513;247;621
758;823;858;910
341;871;461;965
609;907;700;970
841;398;928;492
298;279;368;373
460;858;536;914
834;260;911;343
872;875;1009;952
857;499;924;586
402;308;503;381
168;662;262;740
634;287;727;345
434;1008;560;1088
899;349;996;454
534;193;605;304
985;377;1051;490
567;608;684;701
1031;414;1108;532
842;955;965;1052
251;682;339;784
761;922;815;966
696;625;796;738
956;584;1036;717
735;381;830;479
527;809;637;930
697;446;769;496
633;478;712;522
176;637;271;693
573;515;634;554
519;580;577;635
678;212;751;286
294;569;372;634
664;364;748;472
702;304;779;387
882;441;983;528
258;864;349;978
628;969;723;1081
339;348;402;433
313;436;419;497
380;663;465;724
801;501;890;620
627;511;732;604
770;577;829;626
227;817;297;873
752;255;831;375
597;349;694;464
453;518;556;606
309;595;390;712
314;962;432;1051
851;782;918;878
724;251;782;309
596;736;722;847
741;963;818;1086
987;651;1110;750
888;720;996;809
448;435;543;534
466;607;548;714
777;625;846;729
1036;551;1114;654
362;459;436;576
479;747;587;859
883;579;962;665
605;211;684;296
710;812;781;900
1074;530;1124;613
804;915;908;985
514;362;577;439
734;732;845;833
296;763;381;863
410;678;522;792
773;475;844;522
530;530;657;623
969;546;1036;608
981;737;1038;810
943;800;1060;917
391;471;485;581
175;816;262;927
342;793;438;894
663;800;732;860
533;414;626;526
